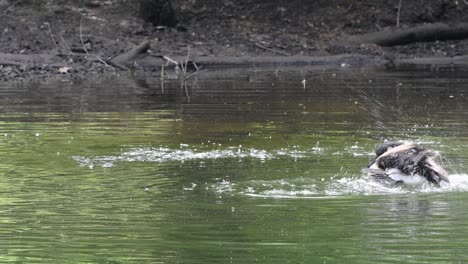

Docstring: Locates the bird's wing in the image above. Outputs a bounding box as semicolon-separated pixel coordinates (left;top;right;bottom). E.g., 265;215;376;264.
425;157;450;183
369;143;419;170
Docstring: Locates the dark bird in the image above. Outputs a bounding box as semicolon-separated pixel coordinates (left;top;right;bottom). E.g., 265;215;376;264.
365;142;450;187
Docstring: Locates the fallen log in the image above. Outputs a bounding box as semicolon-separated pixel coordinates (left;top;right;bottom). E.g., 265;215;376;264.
108;40;151;70
0;53;56;66
137;54;387;69
350;22;468;46
396;55;468;65
0;61;22;67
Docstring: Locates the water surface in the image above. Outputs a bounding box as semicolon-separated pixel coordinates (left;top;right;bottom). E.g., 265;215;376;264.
1;66;468;263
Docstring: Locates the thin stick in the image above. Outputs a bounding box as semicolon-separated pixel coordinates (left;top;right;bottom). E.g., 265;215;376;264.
182;47;191;75
254;42;290;56
80;17;89;55
92;54;111;67
183;69;207;81
160;64;165;81
396;0;403;28
45;22;60;50
192;61;199;71
162;55;179;65
344;3;353;14
274;62;284;77
375;23;382;31
78;16;110;67
1;0;22;16
59;33;71;54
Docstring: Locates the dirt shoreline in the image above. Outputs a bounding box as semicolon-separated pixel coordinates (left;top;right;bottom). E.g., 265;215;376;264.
1;0;468;81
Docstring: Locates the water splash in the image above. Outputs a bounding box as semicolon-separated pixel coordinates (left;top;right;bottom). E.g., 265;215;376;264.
72;146;326;168
207;174;468;199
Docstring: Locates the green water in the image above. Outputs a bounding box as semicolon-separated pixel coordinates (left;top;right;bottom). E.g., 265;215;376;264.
1;67;468;263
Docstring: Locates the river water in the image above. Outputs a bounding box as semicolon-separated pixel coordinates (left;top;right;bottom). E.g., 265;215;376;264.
1;66;468;263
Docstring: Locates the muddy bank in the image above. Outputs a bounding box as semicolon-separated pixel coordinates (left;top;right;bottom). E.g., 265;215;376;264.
1;0;468;81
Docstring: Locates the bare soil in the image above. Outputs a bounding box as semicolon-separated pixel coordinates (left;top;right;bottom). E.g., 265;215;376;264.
1;0;468;80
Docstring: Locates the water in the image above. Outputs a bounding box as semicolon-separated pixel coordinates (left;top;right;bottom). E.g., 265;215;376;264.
1;66;468;263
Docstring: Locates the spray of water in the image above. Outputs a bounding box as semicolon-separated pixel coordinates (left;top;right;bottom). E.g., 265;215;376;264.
72;145;322;168
73;144;468;197
208;174;468;199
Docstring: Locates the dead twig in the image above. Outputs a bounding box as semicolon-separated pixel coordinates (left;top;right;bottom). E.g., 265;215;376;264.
344;3;353;14
1;0;22;16
79;17;111;67
91;54;110;67
79;17;89;55
192;61;200;71
44;22;60;50
181;47;191;75
254;42;290;56
59;33;71;54
396;0;403;28
274;62;285;77
375;23;382;31
160;64;165;81
162;55;179;66
183;69;207;81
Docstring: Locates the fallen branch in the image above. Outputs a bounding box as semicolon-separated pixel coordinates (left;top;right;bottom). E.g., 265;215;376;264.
109;40;151;70
254;42;290;56
350;22;468;46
